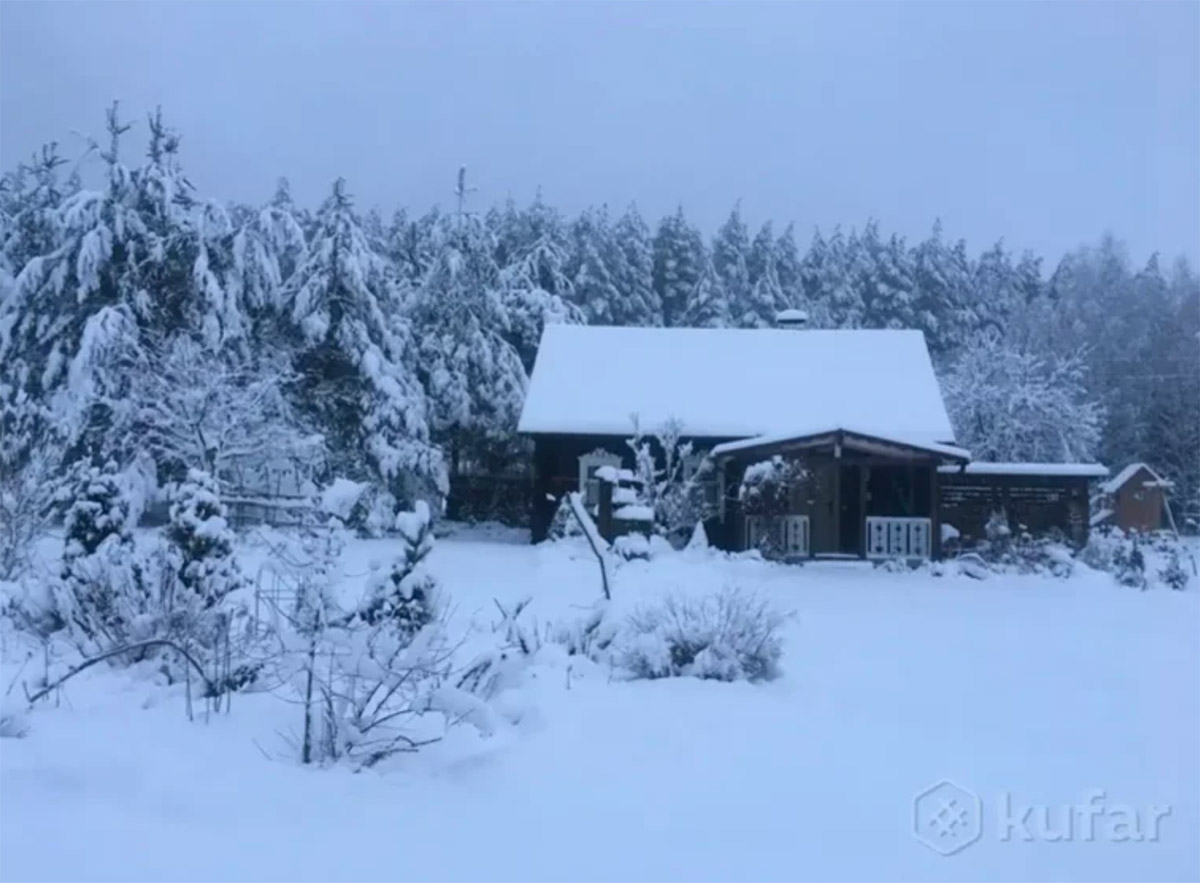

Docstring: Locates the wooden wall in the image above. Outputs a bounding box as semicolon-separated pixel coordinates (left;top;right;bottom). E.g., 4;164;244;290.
939;472;1091;547
1112;467;1166;533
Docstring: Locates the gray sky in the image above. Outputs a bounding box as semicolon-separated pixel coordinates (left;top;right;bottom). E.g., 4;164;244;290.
2;1;1197;266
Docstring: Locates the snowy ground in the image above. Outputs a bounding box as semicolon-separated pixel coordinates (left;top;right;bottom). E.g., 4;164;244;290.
2;529;1197;882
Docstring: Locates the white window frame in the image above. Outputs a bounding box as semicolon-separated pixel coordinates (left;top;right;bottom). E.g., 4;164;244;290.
579;449;621;508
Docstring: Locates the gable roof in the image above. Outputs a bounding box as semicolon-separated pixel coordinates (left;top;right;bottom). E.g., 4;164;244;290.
517;324;956;444
1101;462;1170;495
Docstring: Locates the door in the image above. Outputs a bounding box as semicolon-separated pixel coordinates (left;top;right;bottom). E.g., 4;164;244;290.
808;463;838;555
838;464;863;555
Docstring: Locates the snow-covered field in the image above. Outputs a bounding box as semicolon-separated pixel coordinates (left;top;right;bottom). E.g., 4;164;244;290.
2;529;1197;883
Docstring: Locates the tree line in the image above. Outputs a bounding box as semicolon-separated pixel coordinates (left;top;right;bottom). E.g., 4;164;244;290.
2;105;1197;523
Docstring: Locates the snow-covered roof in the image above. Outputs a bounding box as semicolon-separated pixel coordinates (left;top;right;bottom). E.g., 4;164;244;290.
518;324;956;444
937;462;1109;478
711;425;969;461
1089;508;1114;527
1101;463;1166;495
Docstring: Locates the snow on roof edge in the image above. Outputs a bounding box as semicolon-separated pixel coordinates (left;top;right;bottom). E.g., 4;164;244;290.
1101;462;1164;494
937;462;1110;478
711;425;969;461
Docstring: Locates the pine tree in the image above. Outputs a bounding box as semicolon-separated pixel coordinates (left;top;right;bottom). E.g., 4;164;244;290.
494;195;583;371
412;213;527;474
680;257;730;328
283;178;444;505
712;205;755;326
166;468;245;611
567;207;621;324
653;207;707;327
609;204;661;326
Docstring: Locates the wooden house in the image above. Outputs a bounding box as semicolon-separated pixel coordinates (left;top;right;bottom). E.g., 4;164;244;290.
518;322;976;559
1092;463;1173;533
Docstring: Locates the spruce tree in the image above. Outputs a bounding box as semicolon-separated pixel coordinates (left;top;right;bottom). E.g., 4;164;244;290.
283;178;444;505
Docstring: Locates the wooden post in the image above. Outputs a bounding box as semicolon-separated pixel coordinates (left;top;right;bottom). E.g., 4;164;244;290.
859;466;869;559
930;465;942;560
597;475;614;542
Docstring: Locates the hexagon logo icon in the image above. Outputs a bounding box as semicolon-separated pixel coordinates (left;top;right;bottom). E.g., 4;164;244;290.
914;779;983;856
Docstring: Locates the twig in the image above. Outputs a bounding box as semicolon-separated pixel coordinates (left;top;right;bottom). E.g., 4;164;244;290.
23;639;218;706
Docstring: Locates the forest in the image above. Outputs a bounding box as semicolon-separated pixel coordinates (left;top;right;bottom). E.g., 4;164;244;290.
2;104;1197;530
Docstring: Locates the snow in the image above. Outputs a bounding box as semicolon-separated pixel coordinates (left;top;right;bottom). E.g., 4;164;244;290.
3;533;1198;882
712;425;970;461
775;308;809;323
614;504;655;521
318;478;368;520
1090;508;1114;527
1102;462;1166;495
518;324;957;445
941;522;961;541
938;462;1110;478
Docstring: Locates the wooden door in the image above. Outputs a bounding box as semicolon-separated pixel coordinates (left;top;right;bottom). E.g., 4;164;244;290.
808;463;838;554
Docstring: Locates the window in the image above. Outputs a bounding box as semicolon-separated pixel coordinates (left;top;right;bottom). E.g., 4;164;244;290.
579;450;621;507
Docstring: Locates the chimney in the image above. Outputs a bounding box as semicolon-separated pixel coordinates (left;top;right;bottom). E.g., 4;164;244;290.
774;309;808;330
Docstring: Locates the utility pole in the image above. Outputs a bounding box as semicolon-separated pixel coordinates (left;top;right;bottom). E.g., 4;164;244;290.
453;166;477;228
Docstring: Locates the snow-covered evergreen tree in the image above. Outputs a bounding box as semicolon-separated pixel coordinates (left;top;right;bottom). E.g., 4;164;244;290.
282;178;444;505
165;468;245;611
712;205;756;327
412;214;527;473
57;459;149;651
595;204;657;326
653;208;707;327
567;207;621;325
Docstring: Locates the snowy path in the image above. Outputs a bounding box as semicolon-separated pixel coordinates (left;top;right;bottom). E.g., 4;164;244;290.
2;537;1196;882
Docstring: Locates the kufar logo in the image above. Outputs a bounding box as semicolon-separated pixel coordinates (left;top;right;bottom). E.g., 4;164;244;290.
913;780;983;856
913;780;1172;856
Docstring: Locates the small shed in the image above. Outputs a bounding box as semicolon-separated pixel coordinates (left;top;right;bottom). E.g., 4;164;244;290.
937;462;1109;548
1094;463;1173;534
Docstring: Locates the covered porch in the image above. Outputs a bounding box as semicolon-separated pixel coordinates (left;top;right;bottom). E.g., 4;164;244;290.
711;427;970;561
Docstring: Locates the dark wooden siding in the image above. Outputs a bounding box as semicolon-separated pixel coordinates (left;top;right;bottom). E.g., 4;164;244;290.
939;472;1092;547
1112;467;1166;533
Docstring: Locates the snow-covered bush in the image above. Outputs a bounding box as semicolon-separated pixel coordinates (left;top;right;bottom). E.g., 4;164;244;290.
166;469;246;612
458;597;618;701
627;418;718;549
619;588;786;682
55;461;152;652
263;506;477;769
546;495;583;540
1081;529;1191;591
1158;547;1190;591
352;501;439;641
966;509;1074;578
738;456;806;516
1113;538;1147;590
613;532;651;560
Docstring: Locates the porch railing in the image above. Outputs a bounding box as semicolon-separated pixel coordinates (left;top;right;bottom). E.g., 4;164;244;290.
866;516;932;559
745;514;810;558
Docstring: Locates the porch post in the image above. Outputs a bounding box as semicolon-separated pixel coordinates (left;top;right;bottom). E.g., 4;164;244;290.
859;466;868;558
930;465;942;560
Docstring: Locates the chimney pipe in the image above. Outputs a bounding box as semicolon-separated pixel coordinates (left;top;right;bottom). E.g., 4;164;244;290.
775;309;808;329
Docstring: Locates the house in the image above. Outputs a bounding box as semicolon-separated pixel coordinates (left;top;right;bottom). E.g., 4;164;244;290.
518;321;976;558
1092;463;1173;533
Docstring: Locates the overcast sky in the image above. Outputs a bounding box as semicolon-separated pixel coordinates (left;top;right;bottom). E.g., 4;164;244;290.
2;1;1197;266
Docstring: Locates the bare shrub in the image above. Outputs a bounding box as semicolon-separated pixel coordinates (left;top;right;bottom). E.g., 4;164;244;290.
619;587;787;682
